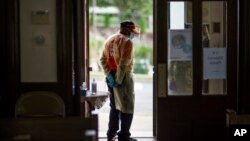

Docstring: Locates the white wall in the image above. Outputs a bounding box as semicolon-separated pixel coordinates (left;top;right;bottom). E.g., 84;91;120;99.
20;0;57;82
209;2;225;47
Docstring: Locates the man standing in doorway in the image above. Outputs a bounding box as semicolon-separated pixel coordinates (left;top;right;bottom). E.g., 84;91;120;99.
100;20;140;141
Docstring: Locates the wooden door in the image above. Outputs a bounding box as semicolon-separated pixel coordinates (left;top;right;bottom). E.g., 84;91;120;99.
154;0;238;140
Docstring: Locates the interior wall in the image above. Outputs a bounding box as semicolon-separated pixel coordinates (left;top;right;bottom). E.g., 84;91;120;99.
209;2;224;47
20;0;57;82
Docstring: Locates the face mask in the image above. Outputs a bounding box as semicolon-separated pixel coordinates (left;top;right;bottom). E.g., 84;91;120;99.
128;33;134;39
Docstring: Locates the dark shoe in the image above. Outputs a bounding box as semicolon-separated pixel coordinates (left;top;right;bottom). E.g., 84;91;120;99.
108;136;116;141
118;137;137;141
128;138;137;141
129;138;137;141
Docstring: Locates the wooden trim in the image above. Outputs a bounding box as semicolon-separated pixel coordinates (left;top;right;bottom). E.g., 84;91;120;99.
226;0;238;109
238;0;250;114
85;0;90;87
7;0;20;116
72;0;84;116
153;0;156;137
80;0;89;116
59;0;74;116
0;0;9;117
193;0;202;96
156;0;167;64
56;0;63;85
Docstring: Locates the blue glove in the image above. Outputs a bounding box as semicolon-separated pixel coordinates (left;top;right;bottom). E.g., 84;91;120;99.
107;73;118;88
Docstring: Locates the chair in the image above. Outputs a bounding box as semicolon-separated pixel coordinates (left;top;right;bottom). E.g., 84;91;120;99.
15;91;66;118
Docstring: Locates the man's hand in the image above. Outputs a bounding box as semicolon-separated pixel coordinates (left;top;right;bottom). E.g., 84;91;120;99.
107;73;118;88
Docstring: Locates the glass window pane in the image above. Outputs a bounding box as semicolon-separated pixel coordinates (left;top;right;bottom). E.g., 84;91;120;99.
167;2;193;96
202;1;227;95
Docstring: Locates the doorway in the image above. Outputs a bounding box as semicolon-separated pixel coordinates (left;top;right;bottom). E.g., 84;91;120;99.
87;0;154;138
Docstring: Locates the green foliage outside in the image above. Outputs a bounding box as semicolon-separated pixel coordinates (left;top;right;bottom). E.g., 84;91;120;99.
89;0;153;74
133;44;152;74
89;37;103;51
89;0;153;33
134;45;149;58
90;14;120;27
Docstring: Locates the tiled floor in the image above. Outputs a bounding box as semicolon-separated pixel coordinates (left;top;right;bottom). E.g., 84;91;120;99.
99;137;156;141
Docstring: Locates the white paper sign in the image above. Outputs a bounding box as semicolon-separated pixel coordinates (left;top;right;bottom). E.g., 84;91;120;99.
203;48;227;79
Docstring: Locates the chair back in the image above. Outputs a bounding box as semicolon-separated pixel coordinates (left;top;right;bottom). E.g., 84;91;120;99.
15;91;65;118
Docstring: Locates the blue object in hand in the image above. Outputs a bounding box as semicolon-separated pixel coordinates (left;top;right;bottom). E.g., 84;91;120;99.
107;73;118;88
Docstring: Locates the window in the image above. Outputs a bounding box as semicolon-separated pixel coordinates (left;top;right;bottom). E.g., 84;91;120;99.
202;1;227;95
167;2;193;96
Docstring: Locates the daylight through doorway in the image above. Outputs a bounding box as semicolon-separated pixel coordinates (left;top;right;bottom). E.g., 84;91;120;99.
87;0;153;137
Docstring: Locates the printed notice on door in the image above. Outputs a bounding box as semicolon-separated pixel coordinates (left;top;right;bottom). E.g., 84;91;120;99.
203;48;227;79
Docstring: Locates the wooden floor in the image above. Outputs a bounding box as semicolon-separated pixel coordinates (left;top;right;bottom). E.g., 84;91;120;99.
99;137;156;141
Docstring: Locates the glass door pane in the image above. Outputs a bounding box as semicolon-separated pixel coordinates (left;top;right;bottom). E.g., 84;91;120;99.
167;2;193;95
202;1;227;95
